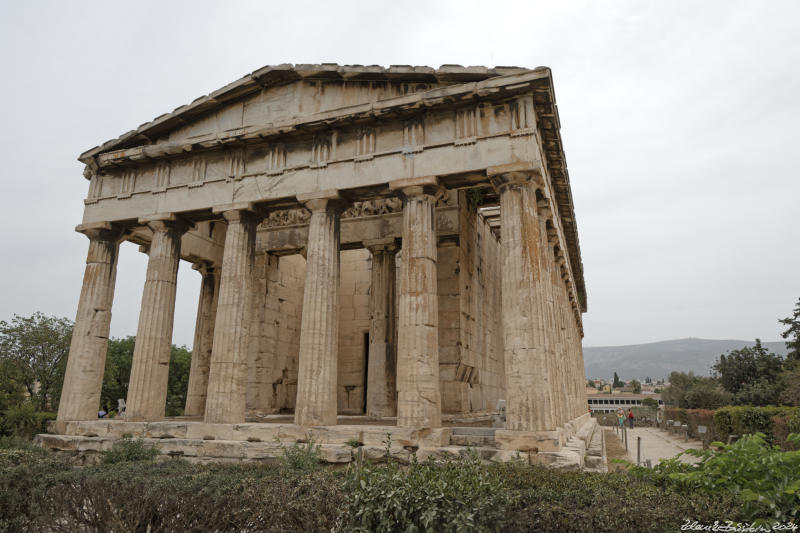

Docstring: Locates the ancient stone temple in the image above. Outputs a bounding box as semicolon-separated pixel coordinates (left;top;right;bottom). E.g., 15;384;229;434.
42;64;602;469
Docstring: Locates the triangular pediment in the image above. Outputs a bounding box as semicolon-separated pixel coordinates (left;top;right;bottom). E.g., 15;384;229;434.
80;63;532;162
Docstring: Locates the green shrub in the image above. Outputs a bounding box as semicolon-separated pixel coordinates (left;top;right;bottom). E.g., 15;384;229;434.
685;409;715;439
666;433;800;522
0;403;55;438
278;435;323;473
101;437;159;464
0;437;71;533
345;451;520;532
713;406;799;443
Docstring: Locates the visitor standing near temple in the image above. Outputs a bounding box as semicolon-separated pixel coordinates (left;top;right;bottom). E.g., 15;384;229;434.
627;408;634;429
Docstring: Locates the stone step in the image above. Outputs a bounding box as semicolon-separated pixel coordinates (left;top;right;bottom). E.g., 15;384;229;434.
450;427;496;437
449;434;496;447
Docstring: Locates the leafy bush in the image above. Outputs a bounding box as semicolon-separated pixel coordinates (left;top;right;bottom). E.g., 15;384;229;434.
0;438;750;533
713;406;799;443
345;451;520;532
0;403;55;438
277;435;322;473
665;433;800;522
42;460;344;532
101;437;159;464
685;409;715;439
0;437;71;533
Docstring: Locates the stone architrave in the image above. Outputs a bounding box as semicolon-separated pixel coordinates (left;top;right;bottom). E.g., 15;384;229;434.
184;262;219;417
204;206;261;424
125;216;190;421
390;177;444;428
294;191;343;427
57;222;125;421
364;238;398;418
490;169;555;432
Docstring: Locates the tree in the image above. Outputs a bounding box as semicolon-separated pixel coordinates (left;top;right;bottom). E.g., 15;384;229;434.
779;368;800;406
641;397;659;408
166;345;192;416
630;379;642;394
779;297;800;365
612;372;622;389
0;313;72;411
99;337;192;416
0;358;27;410
713;340;784;406
586;380;596;389
100;337;136;412
661;371;732;409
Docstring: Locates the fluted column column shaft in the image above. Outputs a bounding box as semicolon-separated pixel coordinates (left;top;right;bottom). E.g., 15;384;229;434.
294;195;342;426
536;215;564;426
126;219;188;421
365;239;398;418
184;264;219;416
204;210;259;424
57;224;124;421
493;172;555;432
394;179;443;428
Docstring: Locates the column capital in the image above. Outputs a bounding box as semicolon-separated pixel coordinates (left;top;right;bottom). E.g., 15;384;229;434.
138;213;193;235
192;261;218;276
75;221;127;242
487;163;544;193
388;176;444;201
363;237;399;254
211;203;263;225
296;189;345;213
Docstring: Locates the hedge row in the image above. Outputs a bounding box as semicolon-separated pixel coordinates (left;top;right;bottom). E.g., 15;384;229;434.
662;406;800;448
0;438;745;533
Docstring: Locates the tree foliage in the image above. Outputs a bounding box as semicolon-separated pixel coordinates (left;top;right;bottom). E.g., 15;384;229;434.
661;371;732;409
0;313;72;411
714;340;784;406
630;379;641;394
99;337;192;416
780;296;800;365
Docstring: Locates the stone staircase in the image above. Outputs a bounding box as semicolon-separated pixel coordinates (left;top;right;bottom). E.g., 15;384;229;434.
449;427;497;448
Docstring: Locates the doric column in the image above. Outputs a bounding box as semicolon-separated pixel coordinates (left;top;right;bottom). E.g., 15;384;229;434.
294;191;343;426
204;206;261;424
247;251;280;414
126;216;190;421
184;262;219;417
390;176;444;428
364;238;398;418
537;212;564;427
57;222;125;421
490;169;555;432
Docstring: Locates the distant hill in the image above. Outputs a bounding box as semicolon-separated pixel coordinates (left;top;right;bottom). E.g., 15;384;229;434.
583;338;788;381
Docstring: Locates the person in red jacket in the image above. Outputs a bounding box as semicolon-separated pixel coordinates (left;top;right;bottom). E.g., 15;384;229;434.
627;408;635;429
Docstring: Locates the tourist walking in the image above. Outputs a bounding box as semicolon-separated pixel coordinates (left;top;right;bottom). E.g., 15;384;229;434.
627;408;635;429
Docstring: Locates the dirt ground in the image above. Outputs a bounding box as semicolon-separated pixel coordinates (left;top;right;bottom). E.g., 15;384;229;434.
604;428;630;472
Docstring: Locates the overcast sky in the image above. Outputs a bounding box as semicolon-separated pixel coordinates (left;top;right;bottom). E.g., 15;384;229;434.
1;1;797;348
